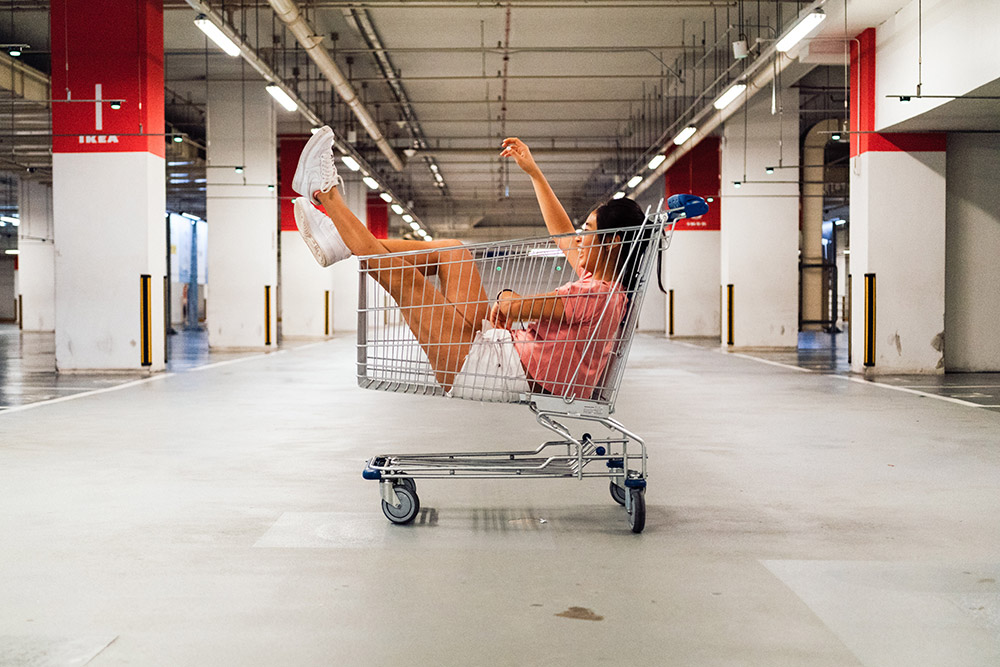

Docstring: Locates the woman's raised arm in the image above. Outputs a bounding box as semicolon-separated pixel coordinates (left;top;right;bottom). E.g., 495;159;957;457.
501;137;580;270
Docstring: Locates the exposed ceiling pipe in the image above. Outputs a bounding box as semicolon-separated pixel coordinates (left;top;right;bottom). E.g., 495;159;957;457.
633;0;825;200
267;0;404;171
343;7;448;194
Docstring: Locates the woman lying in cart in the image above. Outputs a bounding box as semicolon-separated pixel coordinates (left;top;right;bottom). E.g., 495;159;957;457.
291;127;650;401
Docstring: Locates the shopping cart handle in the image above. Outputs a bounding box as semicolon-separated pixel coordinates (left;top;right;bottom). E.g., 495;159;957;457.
666;194;709;221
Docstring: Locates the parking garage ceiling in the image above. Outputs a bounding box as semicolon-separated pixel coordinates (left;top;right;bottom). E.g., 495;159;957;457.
4;0;979;238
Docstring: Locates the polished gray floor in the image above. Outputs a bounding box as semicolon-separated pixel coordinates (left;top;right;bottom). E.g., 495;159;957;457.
1;330;999;666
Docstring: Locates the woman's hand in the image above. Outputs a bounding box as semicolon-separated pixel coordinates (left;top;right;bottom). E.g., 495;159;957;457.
500;138;540;178
487;289;520;328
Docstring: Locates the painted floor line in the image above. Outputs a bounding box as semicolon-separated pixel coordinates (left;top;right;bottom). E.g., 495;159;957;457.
187;349;288;372
0;373;173;416
827;374;987;408
725;352;816;373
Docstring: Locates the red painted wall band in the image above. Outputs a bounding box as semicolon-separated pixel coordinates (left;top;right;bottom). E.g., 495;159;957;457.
279;135;309;232
366;193;389;240
50;0;165;156
663;137;721;231
850;27;944;157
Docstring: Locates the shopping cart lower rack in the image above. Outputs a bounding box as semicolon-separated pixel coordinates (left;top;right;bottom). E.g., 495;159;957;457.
359;194;709;533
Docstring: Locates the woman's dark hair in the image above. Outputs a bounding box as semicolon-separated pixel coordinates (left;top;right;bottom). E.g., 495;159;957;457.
591;197;653;297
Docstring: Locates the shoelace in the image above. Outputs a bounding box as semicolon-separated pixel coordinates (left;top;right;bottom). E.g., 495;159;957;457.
320;151;337;189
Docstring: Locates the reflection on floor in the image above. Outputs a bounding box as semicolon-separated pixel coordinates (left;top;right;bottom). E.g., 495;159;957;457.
0;325;282;411
680;331;1000;413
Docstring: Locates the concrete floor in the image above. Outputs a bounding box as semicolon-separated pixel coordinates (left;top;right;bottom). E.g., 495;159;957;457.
1;328;999;666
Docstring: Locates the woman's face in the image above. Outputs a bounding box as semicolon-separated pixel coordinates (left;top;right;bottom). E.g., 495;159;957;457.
575;211;616;275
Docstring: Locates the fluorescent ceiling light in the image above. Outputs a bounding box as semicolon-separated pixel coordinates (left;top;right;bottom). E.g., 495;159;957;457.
194;16;240;57
409;221;421;230
402;214;414;223
391;204;404;215
612;191;626;200
379;192;392;203
362;176;379;190
672;126;697;146
434;173;444;183
425;236;433;241
714;83;747;110
430;164;439;173
648;154;666;170
341;155;361;172
265;84;298;112
415;229;427;238
775;10;826;53
626;175;643;188
5;249;19;255
181;212;201;221
0;216;19;224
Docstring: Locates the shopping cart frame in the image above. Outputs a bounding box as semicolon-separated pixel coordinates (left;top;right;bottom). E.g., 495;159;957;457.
360;194;708;533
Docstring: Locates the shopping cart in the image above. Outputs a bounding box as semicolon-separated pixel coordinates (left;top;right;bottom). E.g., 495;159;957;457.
360;194;708;533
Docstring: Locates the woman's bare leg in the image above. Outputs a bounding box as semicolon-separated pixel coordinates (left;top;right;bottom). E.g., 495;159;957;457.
380;239;489;326
315;187;476;388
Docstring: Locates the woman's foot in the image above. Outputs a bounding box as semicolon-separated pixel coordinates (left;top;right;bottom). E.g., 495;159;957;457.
293;198;352;267
292;125;340;205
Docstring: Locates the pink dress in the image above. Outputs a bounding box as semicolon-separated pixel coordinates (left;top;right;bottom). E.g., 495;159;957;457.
512;270;627;399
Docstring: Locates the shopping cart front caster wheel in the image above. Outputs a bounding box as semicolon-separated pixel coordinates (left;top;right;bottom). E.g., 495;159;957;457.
609;481;627;506
397;477;416;494
382;485;420;525
628;489;645;534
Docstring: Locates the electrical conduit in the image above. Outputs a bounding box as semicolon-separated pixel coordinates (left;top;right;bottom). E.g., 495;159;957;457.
267;0;404;171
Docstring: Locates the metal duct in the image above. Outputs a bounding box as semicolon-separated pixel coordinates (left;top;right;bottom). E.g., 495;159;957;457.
267;0;404;171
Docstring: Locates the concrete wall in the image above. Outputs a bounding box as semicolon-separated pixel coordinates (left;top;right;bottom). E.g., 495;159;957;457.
876;0;1000;130
945;133;1000;371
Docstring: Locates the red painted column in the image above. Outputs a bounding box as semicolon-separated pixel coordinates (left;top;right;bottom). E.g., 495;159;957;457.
49;0;166;370
660;137;722;337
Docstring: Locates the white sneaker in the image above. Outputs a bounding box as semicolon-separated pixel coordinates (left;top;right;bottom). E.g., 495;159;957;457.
293;198;352;267
292;125;340;205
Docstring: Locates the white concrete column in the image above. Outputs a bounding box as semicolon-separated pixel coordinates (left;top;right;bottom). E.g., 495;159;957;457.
719;88;800;349
662;137;722;338
206;82;278;349
17;178;55;332
633;177;666;332
49;0;166;371
849;27;946;375
331;175;364;333
945;133;1000;371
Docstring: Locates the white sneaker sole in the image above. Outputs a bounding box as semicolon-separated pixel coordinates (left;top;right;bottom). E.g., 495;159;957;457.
293;198;351;267
292;126;334;205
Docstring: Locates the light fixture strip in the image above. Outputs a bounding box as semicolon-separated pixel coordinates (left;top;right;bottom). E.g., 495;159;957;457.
714;83;747;110
672;126;697;146
774;9;826;53
193;16;241;57
265;84;298;112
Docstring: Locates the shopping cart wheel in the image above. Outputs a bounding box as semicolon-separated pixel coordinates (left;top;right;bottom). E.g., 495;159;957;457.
628;489;646;534
609;481;627;506
397;477;417;494
382;485;420;525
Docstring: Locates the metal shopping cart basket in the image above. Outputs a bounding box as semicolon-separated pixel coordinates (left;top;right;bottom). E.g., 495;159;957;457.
359;194;708;533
